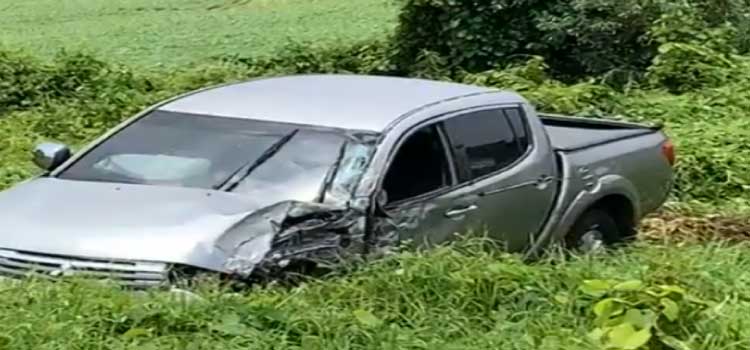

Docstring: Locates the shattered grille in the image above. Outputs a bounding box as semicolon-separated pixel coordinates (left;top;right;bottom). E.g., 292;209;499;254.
0;249;168;288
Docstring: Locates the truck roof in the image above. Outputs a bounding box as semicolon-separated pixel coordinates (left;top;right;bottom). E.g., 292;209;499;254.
158;74;519;132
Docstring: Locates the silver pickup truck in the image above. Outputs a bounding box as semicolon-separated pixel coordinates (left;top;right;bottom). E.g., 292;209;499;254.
0;75;674;286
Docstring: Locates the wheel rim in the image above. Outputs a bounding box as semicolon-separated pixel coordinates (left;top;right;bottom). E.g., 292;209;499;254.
578;225;606;253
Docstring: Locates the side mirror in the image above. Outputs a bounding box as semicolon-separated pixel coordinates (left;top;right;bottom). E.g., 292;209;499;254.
32;142;71;171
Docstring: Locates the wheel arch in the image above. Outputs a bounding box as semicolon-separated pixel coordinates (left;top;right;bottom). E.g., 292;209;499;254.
525;174;643;259
584;194;638;241
562;174;642;243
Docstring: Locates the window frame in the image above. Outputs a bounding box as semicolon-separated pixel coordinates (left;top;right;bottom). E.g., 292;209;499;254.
441;105;535;187
380;122;458;208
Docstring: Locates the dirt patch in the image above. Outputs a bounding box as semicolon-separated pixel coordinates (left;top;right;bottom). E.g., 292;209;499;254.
640;211;750;243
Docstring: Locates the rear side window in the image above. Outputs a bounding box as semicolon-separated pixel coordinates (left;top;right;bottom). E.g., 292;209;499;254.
503;107;530;152
443;108;528;181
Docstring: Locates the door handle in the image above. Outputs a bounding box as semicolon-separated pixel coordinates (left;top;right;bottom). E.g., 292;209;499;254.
445;204;478;218
535;175;555;189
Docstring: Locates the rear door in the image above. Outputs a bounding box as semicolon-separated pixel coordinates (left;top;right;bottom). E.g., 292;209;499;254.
441;106;557;251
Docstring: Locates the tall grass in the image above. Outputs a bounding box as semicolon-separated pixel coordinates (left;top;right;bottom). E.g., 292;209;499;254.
0;240;748;349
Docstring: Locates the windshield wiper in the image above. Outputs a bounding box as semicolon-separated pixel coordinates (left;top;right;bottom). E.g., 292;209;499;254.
216;129;300;191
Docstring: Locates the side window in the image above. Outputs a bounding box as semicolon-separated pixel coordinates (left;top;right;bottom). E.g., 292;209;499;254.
382;125;452;204
503;107;530;153
443;108;525;181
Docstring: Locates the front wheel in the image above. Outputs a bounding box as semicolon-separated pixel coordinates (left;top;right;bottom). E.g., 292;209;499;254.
565;209;621;253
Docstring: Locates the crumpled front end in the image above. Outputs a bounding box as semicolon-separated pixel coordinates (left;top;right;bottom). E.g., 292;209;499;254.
216;200;382;279
0;130;404;286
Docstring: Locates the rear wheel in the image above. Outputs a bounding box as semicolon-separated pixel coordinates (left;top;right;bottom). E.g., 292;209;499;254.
565;209;621;253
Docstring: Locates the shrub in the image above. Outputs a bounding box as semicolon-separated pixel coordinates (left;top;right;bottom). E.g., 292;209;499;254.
0;49;155;113
393;0;750;81
646;9;750;93
219;40;398;76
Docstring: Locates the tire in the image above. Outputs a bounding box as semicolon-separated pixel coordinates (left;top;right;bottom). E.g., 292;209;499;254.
565;209;621;253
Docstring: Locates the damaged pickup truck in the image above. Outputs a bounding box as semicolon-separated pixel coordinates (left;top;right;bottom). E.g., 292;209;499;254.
0;74;675;287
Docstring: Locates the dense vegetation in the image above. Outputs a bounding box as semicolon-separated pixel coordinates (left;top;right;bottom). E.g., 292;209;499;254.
1;0;750;349
395;0;750;81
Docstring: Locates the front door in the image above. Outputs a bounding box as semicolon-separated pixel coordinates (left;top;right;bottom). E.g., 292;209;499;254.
379;123;480;247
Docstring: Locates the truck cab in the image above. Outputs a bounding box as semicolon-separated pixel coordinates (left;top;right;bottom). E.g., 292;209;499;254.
364;94;558;252
358;88;674;255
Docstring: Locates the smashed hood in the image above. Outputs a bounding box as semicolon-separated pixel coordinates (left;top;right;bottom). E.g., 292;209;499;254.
0;178;332;272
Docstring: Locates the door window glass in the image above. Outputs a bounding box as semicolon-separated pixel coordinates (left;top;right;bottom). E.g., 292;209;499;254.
382;125;452;204
443;108;526;180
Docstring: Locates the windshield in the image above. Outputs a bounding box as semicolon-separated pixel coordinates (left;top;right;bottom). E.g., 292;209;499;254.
58;110;372;199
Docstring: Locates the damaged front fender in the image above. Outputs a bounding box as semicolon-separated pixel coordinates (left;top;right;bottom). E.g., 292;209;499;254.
212;132;404;280
216;200;374;279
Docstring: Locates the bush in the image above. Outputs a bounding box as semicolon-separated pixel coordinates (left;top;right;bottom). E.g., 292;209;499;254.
393;0;750;81
0;50;155;113
646;9;750;93
219;40;398;76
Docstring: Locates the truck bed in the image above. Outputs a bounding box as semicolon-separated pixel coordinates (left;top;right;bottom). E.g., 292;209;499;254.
540;113;661;151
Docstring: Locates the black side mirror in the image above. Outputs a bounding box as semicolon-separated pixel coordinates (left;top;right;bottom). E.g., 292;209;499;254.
32;142;71;171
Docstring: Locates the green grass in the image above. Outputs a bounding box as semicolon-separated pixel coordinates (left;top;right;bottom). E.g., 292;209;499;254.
0;0;398;67
0;241;748;349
